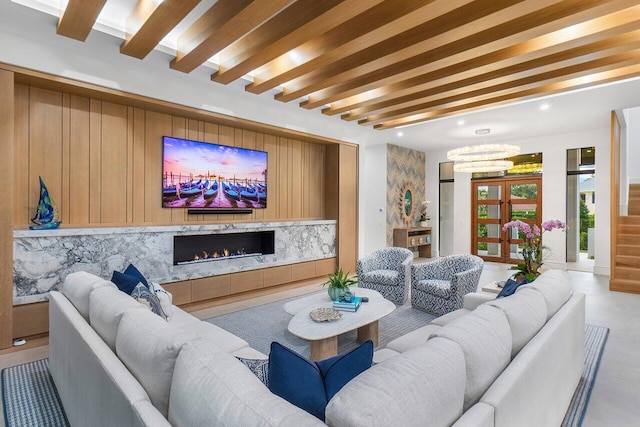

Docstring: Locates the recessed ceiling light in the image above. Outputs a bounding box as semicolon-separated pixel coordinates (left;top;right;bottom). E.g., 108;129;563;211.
457;120;465;126
397;131;404;137
539;103;550;111
475;128;490;135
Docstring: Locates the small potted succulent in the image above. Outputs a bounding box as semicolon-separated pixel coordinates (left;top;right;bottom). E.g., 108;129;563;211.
322;268;358;301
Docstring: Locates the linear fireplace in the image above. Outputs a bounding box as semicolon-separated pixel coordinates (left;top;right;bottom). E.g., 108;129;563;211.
173;231;275;265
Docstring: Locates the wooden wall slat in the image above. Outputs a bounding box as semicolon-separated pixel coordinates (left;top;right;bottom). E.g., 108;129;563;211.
14;85;330;227
61;93;71;225
126;106;135;223
144;111;172;223
279;138;289;219
263;134;278;220
29;87;63;224
88;99;102;223
1;70;15;349
100;102;128;223
69;95;91;224
13;85;29;227
131;107;146;223
290;139;303;219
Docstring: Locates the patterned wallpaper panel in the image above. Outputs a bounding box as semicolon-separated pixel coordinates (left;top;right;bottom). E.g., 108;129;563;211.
386;144;426;245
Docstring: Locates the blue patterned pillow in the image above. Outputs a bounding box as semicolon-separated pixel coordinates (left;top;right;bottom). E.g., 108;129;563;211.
131;283;168;320
236;357;269;387
268;341;373;420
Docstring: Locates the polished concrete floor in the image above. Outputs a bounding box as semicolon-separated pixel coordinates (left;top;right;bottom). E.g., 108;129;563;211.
1;263;638;426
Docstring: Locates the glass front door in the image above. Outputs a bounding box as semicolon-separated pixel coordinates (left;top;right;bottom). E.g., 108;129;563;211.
472;177;542;263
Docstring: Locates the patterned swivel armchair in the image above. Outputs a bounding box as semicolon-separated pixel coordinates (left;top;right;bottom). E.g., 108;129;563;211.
410;254;484;316
357;247;414;304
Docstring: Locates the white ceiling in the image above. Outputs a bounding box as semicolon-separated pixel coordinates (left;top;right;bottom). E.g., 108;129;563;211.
10;0;640;153
393;76;640;152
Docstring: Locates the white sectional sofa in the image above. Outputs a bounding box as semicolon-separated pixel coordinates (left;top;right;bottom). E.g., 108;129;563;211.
49;269;584;427
49;271;324;426
331;269;585;427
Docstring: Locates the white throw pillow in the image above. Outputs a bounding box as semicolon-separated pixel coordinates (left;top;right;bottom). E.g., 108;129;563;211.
151;282;173;321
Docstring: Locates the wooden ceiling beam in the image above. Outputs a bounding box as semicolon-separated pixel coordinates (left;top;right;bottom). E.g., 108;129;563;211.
340;28;640;121
211;0;383;85
374;62;640;129
170;0;293;74
121;0;202;59
326;16;640;117
56;0;107;41
296;0;638;109
244;0;444;94
275;0;528;103
359;50;640;125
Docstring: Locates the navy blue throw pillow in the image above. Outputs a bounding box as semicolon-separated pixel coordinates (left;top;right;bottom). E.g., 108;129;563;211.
268;341;373;420
497;278;528;298
110;271;142;295
123;264;149;288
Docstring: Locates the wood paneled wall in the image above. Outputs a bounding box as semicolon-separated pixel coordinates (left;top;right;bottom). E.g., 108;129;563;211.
0;70;15;349
13;84;326;227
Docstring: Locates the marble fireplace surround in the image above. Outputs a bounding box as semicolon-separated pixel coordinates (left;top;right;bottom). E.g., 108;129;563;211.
13;220;336;305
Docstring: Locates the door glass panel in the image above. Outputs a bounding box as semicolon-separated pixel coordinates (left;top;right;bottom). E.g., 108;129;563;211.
477;223;500;238
511;204;537;220
477;204;500;219
477;185;501;200
477;242;500;257
510;183;538;199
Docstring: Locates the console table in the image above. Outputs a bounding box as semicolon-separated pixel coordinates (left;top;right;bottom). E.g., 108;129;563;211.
393;227;432;258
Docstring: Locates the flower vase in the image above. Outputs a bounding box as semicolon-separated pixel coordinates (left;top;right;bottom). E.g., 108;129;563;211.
328;287;344;301
420;220;430;228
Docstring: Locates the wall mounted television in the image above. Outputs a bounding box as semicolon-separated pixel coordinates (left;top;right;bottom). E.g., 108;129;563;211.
162;136;267;209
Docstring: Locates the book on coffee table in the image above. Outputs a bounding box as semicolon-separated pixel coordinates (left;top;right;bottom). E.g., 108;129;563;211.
333;296;362;312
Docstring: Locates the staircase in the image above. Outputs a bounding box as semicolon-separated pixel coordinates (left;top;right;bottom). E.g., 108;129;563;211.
629;183;640;215
611;185;640;293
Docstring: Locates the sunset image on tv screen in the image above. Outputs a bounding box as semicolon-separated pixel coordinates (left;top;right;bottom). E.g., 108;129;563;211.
162;136;267;209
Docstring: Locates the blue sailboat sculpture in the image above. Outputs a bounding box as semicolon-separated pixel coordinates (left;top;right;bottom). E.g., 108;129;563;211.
30;176;61;230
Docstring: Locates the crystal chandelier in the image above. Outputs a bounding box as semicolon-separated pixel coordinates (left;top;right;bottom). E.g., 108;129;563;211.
447;142;520;173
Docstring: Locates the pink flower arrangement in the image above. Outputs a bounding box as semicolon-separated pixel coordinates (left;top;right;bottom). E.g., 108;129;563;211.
502;219;567;281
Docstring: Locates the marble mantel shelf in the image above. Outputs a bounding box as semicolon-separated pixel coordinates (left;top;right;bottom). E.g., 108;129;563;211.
13;220;337;305
13;219;336;238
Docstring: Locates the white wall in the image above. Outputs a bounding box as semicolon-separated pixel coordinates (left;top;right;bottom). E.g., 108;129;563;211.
426;127;611;275
362;144;387;256
627;107;640;183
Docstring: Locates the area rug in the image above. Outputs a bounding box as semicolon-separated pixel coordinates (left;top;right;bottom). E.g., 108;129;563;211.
1;358;69;427
1;309;608;427
207;292;437;357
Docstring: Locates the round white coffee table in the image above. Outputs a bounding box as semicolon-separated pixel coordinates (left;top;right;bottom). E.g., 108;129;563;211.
287;288;395;361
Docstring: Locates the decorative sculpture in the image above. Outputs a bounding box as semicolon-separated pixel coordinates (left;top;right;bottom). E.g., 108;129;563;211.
30;176;61;230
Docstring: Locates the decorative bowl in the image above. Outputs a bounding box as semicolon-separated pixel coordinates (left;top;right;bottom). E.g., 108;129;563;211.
309;307;342;322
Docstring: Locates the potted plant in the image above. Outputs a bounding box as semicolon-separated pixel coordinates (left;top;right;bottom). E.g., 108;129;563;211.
322;268;358;300
419;200;431;227
502;219;567;282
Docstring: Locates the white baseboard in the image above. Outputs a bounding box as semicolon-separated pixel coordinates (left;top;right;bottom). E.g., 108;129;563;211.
630;177;640;184
593;265;611;276
544;262;567;271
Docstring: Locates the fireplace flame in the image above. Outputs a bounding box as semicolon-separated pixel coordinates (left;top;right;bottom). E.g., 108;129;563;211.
191;248;248;263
